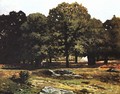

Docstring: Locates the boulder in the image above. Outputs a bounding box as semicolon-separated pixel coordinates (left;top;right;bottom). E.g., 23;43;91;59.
72;74;83;79
38;86;75;94
106;68;119;73
54;69;73;75
91;84;106;90
42;69;54;76
42;69;86;79
80;88;94;94
43;69;73;77
43;69;60;76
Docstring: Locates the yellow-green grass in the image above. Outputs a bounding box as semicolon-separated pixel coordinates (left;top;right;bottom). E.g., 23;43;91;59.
0;67;120;94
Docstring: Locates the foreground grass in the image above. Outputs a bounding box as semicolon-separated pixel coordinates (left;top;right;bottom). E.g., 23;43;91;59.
0;67;120;94
31;68;120;94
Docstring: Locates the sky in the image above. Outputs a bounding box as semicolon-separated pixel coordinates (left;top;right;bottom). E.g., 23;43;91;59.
0;0;120;22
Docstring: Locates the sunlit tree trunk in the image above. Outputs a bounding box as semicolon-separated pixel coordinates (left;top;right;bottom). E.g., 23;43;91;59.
49;56;52;63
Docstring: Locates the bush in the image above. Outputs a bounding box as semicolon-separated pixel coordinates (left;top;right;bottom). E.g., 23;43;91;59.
11;74;18;82
11;71;30;84
19;71;30;84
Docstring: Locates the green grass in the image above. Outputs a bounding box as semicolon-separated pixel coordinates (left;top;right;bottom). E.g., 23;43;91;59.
0;67;120;94
0;78;19;93
58;79;83;85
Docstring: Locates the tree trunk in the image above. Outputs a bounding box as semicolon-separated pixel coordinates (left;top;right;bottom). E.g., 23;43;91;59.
87;54;96;66
75;52;78;64
65;44;69;68
96;55;99;61
64;23;70;68
35;58;41;68
22;59;25;64
104;55;108;64
49;56;52;63
66;54;69;68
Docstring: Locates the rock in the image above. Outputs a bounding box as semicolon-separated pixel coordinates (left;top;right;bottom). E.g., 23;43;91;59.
43;69;87;79
86;76;93;79
54;69;73;75
41;86;61;94
38;86;75;94
80;88;94;94
52;73;61;77
91;84;106;90
44;69;55;75
43;69;73;77
106;68;119;73
19;88;23;91
43;69;60;76
63;73;73;76
81;81;90;84
73;74;83;79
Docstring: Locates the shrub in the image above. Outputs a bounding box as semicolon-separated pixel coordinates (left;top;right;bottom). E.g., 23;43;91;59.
11;71;30;84
11;74;18;82
19;71;30;84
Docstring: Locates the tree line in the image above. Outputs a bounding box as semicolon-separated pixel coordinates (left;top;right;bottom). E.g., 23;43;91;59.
0;2;120;68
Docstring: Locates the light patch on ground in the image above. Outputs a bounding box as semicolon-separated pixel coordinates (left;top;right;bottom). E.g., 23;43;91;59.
80;56;88;62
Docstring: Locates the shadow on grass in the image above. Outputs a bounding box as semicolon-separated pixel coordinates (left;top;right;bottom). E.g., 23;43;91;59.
1;60;120;70
0;91;13;94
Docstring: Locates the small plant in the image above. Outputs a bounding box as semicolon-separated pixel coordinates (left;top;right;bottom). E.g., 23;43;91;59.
19;71;30;84
10;71;30;84
11;74;18;81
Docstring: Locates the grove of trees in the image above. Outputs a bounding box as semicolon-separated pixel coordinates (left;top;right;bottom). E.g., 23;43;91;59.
0;2;120;68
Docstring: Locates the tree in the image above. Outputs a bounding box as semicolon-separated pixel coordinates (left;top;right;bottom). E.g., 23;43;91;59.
0;11;26;64
103;15;120;63
83;18;105;65
20;13;48;67
48;2;90;67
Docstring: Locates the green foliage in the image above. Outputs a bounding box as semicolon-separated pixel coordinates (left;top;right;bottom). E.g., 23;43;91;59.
20;13;48;66
74;18;105;65
0;78;20;93
103;15;120;58
48;2;90;67
85;18;105;53
0;11;27;64
0;2;120;67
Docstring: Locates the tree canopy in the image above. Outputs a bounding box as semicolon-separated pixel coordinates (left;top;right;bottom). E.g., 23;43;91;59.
0;2;120;68
20;13;48;67
0;11;26;64
103;16;120;59
48;2;90;67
